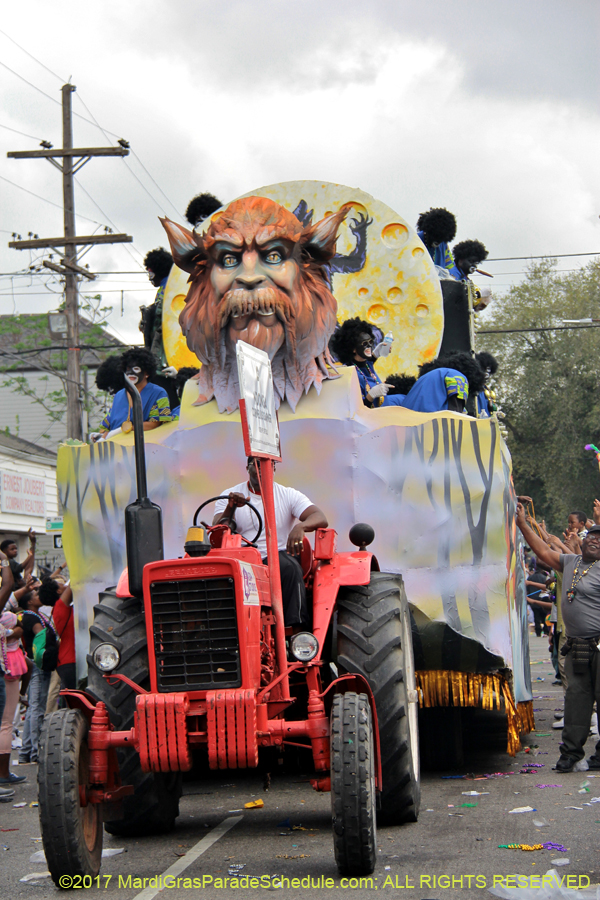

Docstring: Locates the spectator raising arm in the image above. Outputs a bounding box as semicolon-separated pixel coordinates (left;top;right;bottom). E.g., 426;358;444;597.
515;503;563;572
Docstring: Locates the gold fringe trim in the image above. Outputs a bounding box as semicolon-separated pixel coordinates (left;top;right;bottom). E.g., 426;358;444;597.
415;670;535;757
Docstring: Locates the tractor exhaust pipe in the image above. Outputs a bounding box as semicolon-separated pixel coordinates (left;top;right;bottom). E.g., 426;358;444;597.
123;375;164;596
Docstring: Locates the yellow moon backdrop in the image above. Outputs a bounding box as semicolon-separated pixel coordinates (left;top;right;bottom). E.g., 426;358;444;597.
162;180;443;378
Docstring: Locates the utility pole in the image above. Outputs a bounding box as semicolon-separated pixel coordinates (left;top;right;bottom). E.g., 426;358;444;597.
7;83;133;441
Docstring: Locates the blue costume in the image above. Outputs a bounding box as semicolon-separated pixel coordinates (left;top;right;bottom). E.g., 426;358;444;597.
100;382;172;433
355;360;405;408
417;231;455;273
477;391;491;418
400;367;469;413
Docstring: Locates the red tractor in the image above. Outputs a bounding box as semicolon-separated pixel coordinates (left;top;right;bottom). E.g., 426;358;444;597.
38;369;420;885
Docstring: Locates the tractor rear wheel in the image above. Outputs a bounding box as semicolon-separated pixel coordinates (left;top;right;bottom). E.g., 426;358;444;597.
337;572;420;824
87;588;182;836
331;692;377;876
38;709;102;884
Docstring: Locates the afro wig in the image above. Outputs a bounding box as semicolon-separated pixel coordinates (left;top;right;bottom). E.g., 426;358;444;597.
143;247;173;282
185;192;223;227
475;350;498;376
175;366;200;399
418;351;487;395
452;239;488;265
119;348;158;381
95;355;125;395
385;374;417;395
416;207;457;244
329;318;375;366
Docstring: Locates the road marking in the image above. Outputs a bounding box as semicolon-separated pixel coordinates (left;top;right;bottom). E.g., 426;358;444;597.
132;815;243;900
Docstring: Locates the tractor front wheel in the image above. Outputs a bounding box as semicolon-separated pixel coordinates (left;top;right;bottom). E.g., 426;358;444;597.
331;692;377;876
337;572;420;824
38;709;102;885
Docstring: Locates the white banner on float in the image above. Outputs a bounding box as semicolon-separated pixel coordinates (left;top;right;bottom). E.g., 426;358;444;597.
235;340;280;457
0;470;46;518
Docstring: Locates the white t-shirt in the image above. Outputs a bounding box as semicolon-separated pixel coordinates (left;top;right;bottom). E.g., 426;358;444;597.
214;481;313;557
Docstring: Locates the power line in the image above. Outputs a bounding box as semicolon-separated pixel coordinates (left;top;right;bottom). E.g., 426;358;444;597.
0;122;45;142
477;324;600;335
0;28;64;83
75;93;181;217
130;150;181;218
1;174;105;226
487;252;600;262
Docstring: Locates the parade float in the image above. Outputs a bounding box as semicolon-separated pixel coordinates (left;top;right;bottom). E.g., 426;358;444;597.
57;180;533;775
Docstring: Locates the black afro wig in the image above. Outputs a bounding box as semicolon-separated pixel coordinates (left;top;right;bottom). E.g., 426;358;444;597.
416;207;457;244
419;351;487;395
453;239;488;265
175;366;200;399
185;193;223;227
385;374;417;395
143;248;173;282
119;348;158;381
475;350;498;375
329;318;375;366
95;355;125;395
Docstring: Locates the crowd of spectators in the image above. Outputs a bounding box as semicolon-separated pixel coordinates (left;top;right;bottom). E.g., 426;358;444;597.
0;530;74;802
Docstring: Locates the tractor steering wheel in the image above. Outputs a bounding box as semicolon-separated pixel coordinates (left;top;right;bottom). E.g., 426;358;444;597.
193;495;263;547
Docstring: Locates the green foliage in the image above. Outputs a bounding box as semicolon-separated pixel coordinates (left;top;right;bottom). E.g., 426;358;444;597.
0;299;120;438
479;258;600;532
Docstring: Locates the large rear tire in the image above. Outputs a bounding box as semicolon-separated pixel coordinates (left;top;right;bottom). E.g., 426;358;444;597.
38;709;102;885
87;588;182;836
337;572;420;824
331;692;377;876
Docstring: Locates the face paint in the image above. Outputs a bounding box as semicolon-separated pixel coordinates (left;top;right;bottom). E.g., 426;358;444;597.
125;366;142;385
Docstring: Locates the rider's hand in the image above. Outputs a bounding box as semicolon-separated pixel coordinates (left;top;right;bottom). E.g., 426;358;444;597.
287;524;305;557
373;340;392;359
367;383;390;400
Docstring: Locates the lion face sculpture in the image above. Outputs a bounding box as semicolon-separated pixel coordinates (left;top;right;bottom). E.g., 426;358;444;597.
161;196;345;413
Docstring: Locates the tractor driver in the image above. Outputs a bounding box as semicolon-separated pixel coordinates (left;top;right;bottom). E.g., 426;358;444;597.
213;458;328;628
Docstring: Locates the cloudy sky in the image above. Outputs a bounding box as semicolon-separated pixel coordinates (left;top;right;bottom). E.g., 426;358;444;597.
1;0;598;345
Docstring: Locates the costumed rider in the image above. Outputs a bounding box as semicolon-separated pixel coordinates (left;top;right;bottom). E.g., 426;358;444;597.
91;348;172;442
185;192;223;232
171;367;200;419
140;248;173;368
329;317;405;408
516;507;600;773
449;239;489;282
416;207;457;278
400;351;485;414
213;457;328;629
474;351;499;418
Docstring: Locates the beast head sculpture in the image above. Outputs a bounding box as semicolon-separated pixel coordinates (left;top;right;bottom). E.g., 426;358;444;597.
161;196;345;413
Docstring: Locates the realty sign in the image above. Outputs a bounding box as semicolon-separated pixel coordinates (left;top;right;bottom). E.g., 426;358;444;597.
236;341;280;457
0;470;46;518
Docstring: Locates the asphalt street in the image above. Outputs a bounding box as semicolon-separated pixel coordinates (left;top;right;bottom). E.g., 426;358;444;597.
1;635;599;900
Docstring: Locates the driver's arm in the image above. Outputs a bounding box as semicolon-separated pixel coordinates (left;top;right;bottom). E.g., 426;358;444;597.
287;505;328;555
212;492;248;526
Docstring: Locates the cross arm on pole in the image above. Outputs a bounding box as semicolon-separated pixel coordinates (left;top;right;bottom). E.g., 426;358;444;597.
7;147;129;159
9;233;132;250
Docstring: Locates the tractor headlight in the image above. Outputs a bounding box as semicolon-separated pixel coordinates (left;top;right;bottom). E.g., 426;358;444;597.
93;643;121;672
290;632;319;662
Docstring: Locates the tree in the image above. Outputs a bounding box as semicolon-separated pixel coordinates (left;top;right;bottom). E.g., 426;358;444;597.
0;296;124;442
478;258;600;532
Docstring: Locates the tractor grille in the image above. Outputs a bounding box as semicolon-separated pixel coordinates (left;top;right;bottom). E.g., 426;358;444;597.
149;577;241;691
